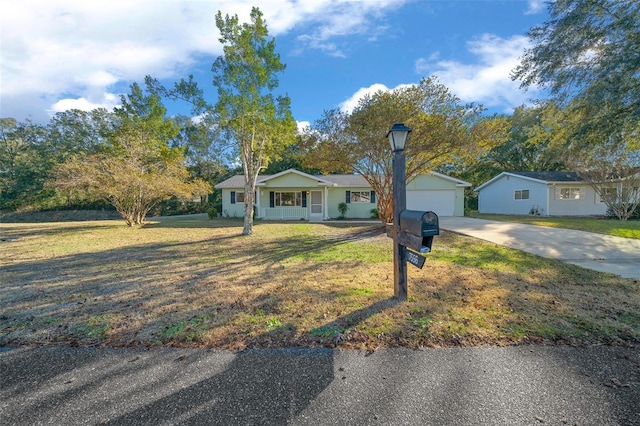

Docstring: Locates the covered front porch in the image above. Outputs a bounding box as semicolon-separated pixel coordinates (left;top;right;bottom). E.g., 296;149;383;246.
257;188;327;221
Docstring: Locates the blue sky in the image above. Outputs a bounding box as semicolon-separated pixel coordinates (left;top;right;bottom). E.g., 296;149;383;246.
0;0;548;129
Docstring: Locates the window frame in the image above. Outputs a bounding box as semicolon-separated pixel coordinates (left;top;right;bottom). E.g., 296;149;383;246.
350;191;371;203
558;187;581;200
514;189;529;200
274;191;302;207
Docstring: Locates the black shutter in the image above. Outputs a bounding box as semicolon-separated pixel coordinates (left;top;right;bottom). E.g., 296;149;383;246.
346;191;351;203
270;191;275;208
230;191;236;204
302;192;307;207
371;190;376;203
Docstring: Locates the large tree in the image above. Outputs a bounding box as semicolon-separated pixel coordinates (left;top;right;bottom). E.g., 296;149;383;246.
443;105;564;211
512;0;640;146
52;83;211;226
512;0;640;220
0;118;48;210
536;102;640;220
213;7;296;234
47;108;111;161
147;7;296;235
170;115;228;185
569;142;640;220
486;105;564;173
301;77;508;223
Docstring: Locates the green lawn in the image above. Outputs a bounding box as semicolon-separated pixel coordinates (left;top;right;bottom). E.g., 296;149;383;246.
1;215;639;350
469;212;640;239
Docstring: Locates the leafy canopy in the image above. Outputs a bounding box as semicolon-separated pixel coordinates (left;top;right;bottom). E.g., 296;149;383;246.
512;0;640;146
301;77;508;223
213;7;296;235
52;83;211;226
147;7;295;235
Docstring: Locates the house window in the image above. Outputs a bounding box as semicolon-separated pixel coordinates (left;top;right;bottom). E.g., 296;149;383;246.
275;191;302;207
231;191;256;204
350;191;371;203
514;190;529;200
558;187;581;200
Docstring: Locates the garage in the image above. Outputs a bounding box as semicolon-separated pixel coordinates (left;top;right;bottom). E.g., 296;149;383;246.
406;190;456;216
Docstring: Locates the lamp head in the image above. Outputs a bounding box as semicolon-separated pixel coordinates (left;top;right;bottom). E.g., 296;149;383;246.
387;123;412;152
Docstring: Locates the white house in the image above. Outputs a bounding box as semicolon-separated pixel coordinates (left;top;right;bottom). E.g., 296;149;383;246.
214;168;471;220
475;171;608;216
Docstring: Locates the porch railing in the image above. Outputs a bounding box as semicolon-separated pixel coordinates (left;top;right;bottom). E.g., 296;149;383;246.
261;207;308;220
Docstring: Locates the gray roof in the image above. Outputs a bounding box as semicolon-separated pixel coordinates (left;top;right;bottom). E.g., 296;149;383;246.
214;175;270;189
510;171;583;182
214;172;369;189
214;169;470;189
321;174;369;186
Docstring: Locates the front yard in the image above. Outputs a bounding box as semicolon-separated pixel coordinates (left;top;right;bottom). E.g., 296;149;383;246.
1;215;639;350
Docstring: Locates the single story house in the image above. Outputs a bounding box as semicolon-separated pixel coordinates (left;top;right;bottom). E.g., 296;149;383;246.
475;171;608;216
214;168;471;220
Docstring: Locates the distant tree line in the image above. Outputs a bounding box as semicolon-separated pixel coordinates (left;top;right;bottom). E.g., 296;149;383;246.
2;1;638;223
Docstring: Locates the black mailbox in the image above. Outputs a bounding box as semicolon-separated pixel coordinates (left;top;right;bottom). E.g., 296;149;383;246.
399;210;439;237
396;210;439;254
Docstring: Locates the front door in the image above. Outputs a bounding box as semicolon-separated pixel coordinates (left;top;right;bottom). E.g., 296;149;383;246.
310;190;323;221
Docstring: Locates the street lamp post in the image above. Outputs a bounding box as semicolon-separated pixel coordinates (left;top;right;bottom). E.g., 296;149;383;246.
387;123;412;300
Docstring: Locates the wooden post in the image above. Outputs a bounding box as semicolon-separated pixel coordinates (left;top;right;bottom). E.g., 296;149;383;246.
393;149;407;300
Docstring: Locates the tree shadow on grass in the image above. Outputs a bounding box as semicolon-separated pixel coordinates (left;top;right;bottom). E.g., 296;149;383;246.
0;222;389;347
307;298;401;345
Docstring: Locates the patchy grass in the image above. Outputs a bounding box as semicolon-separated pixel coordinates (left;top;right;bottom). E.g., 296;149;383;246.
469;212;640;239
1;215;639;350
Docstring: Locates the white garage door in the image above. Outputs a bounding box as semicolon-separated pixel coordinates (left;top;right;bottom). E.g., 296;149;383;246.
406;190;455;216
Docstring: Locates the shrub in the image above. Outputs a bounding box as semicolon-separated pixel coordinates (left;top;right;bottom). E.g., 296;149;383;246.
338;202;348;219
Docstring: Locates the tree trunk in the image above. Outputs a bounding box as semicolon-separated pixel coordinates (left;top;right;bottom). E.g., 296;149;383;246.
242;165;255;236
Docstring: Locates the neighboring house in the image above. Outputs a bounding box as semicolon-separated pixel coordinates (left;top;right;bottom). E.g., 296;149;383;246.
475;171;608;216
214;168;471;221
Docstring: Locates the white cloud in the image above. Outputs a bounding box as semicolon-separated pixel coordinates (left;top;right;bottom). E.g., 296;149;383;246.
291;0;406;57
297;121;311;133
526;0;546;15
0;0;407;121
0;0;223;119
49;93;120;114
339;82;416;114
415;34;539;112
339;84;389;113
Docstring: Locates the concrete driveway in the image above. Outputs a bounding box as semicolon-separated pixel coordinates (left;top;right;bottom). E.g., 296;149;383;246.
439;217;640;280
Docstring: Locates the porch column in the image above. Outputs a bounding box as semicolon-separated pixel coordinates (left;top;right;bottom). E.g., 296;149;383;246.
324;186;329;220
256;189;261;218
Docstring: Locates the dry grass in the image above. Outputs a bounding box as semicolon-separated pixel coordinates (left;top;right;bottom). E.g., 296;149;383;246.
1;214;639;350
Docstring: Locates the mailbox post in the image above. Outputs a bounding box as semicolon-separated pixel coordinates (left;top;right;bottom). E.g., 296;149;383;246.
387;123;411;300
387;123;440;300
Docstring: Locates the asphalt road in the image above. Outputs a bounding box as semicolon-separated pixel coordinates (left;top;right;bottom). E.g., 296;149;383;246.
1;345;639;425
439;217;640;280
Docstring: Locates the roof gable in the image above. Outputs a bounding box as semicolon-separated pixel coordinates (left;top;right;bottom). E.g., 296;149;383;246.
428;171;472;187
257;168;336;186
